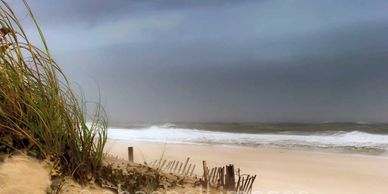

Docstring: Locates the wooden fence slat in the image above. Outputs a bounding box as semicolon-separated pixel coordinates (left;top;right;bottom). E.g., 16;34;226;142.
209;168;215;184
185;163;192;176
242;175;249;192
168;161;173;170
243;175;251;192
221;167;225;186
160;160;167;170
216;168;220;184
167;161;172;171
182;157;190;175
170;160;176;171
218;167;223;185
239;177;245;192
236;174;241;193
178;162;183;174
173;161;179;173
211;168;216;184
247;175;256;193
165;161;170;170
150;160;158;167
243;177;249;192
156;159;162;168
190;164;196;177
217;168;221;185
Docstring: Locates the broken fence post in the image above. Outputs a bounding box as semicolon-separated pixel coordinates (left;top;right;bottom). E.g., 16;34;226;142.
225;164;235;190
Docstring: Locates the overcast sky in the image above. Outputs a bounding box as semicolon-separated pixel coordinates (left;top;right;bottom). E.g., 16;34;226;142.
13;0;388;123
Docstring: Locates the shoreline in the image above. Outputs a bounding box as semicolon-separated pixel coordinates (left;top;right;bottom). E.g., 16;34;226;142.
107;127;388;157
106;139;388;194
106;137;388;158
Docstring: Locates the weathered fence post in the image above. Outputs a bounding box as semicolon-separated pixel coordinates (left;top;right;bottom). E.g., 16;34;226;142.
203;160;209;188
225;164;235;190
128;147;134;162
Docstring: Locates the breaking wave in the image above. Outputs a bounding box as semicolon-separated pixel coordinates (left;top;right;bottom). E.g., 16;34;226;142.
108;125;388;154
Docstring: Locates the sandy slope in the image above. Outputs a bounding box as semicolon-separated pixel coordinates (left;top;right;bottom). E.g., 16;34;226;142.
107;140;388;194
0;155;113;194
58;178;114;194
0;155;51;194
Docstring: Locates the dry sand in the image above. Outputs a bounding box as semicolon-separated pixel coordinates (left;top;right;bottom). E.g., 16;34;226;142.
106;140;388;194
58;178;114;194
0;154;113;194
1;142;387;194
0;155;51;194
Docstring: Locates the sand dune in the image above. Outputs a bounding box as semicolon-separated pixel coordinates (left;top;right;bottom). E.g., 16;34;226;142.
0;155;113;194
0;155;50;194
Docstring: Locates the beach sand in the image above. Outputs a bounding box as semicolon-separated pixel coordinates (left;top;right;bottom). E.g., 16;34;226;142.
0;155;51;194
106;140;388;194
0;155;113;194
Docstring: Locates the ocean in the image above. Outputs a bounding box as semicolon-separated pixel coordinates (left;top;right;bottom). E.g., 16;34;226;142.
107;123;388;155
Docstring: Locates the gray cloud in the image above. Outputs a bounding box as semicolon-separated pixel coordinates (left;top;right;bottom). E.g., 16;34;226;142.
57;20;388;123
11;0;251;26
11;0;388;122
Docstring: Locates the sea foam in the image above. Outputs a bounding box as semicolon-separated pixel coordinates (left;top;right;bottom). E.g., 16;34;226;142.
107;125;388;153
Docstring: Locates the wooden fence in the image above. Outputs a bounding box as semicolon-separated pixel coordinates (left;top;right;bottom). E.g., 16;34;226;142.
147;157;257;193
150;157;196;177
202;161;256;193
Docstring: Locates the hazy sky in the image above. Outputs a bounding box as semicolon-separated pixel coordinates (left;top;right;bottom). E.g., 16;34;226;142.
14;0;388;123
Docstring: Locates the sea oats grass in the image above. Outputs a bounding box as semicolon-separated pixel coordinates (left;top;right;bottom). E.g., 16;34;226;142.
0;0;107;184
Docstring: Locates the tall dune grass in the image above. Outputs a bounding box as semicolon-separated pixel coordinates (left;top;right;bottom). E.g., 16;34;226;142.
0;0;107;184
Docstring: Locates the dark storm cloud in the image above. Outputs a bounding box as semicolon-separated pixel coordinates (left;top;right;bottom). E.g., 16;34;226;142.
58;20;388;122
12;0;388;122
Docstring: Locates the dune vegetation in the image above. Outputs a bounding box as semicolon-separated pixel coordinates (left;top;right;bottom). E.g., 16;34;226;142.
0;0;107;184
0;1;194;193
